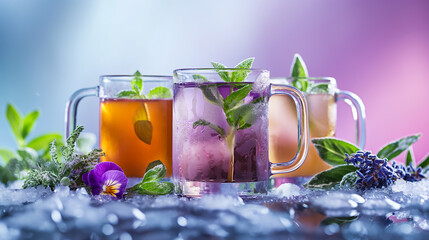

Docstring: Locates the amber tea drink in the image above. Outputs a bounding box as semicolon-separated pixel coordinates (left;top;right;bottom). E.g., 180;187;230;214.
66;74;173;178
100;98;172;177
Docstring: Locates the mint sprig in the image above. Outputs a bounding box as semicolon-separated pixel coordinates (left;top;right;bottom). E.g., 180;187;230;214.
290;53;330;93
192;57;260;182
117;71;172;99
128;160;174;195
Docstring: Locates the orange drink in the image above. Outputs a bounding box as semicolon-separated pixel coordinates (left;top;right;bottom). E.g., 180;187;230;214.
100;98;172;178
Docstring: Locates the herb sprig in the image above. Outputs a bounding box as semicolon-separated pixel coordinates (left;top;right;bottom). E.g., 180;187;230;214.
117;71;172;99
290;54;330;93
0;103;63;185
128;160;174;195
23;126;104;190
192;58;263;182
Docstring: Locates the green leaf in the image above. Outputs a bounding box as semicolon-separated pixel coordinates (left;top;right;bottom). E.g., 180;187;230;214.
320;217;358;226
117;90;138;98
21;110;39;139
129;160;173;195
6;103;24;146
193;74;208;82
193;119;226;138
290;54;309;92
0;165;17;185
339;172;358;188
211;62;231;82
231;57;254;82
131;70;143;95
406;147;415;167
17;147;38;162
136;181;174;195
312;138;361;166
418;154;429;169
134;120;153;145
377;134;421;161
77;132;97;154
142;160;166;182
290;53;308;78
310;83;330;93
147;86;173;99
27;133;63;151
226;102;255;129
0;148;17;164
303;165;358;189
200;84;224;107
223;84;252;111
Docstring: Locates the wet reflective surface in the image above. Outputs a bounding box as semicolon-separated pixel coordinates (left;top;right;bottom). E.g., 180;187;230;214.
1;179;429;239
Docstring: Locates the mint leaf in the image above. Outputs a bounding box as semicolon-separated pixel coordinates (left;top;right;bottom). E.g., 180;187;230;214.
147;86;172;99
131;70;143;95
134;120;153;145
310;83;330;93
339;172;358;188
211;62;231;82
290;54;309;92
377;134;421;161
17;147;38;163
193;74;208;82
0;148;17;164
223;84;252;111
226;102;255;130
312;138;361;166
129;160;173;195
117;90;138;98
304;164;358;189
143;160;166;182
290;53;308;78
6;103;24;146
406;147;414;167
27;133;63;152
21;110;39;139
193;119;226;138
231;57;254;82
136;181;174;195
200;85;224;107
320;217;358;226
418;154;429;169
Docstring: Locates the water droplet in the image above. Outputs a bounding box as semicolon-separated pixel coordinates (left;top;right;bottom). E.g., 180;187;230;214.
177;216;187;227
102;224;114;235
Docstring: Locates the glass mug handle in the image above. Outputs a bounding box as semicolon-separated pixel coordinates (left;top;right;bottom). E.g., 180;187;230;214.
336;90;366;149
65;86;99;138
270;85;310;174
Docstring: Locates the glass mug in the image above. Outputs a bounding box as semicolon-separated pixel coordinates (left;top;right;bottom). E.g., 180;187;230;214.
173;69;310;197
269;77;366;184
65;75;173;178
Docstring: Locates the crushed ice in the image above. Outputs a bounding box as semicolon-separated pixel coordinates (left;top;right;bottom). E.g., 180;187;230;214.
0;180;429;238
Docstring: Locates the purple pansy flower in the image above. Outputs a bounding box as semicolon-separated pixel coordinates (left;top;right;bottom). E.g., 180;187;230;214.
82;162;128;199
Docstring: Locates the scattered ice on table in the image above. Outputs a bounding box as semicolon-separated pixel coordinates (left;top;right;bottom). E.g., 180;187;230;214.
1;179;429;238
271;183;304;198
392;179;429;200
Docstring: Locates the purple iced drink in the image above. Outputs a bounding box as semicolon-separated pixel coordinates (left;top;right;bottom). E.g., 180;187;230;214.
173;82;269;183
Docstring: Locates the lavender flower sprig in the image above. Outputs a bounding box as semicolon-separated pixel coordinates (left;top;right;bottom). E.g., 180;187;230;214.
345;151;425;190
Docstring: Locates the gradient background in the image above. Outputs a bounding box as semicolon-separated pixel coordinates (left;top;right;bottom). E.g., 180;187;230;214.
1;0;428;163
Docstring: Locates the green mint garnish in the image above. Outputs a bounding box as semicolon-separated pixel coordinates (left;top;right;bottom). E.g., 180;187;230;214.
289;53;329;94
147;86;173;99
192;57;259;182
117;70;172;99
128;160;174;195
